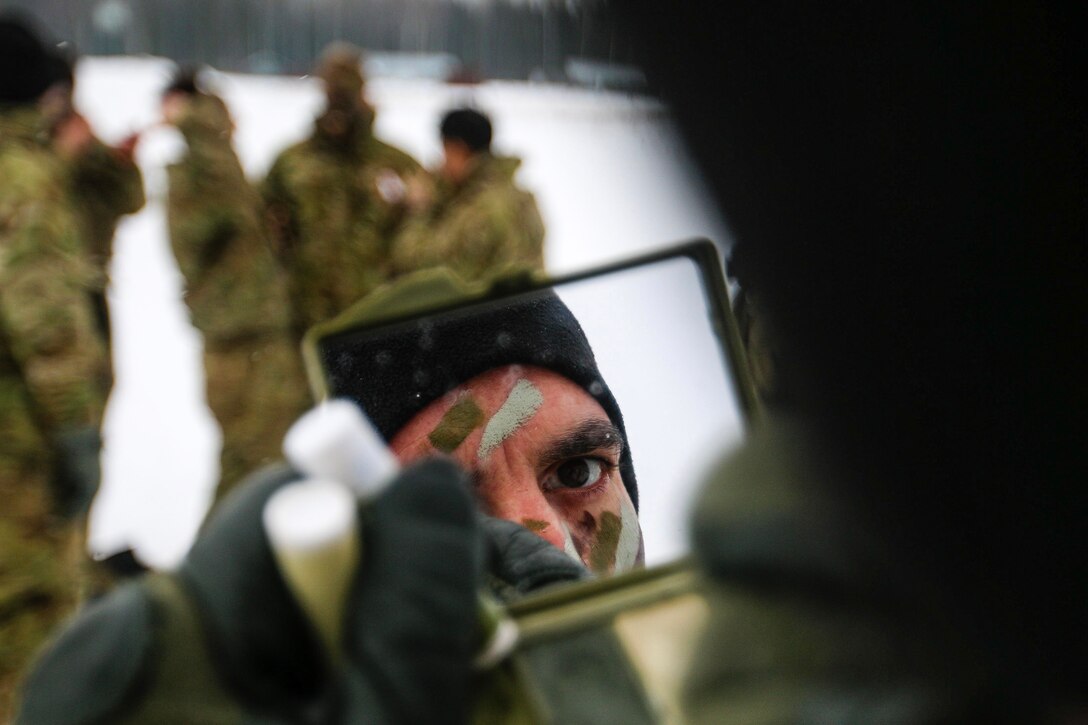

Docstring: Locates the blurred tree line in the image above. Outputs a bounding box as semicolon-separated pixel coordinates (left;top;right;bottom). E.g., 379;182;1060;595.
0;0;641;83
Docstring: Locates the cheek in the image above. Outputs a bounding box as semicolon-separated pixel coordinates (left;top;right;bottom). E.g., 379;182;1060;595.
557;477;631;575
393;436;483;476
391;438;433;465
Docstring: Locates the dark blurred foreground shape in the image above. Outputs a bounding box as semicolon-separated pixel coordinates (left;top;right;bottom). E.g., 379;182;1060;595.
621;1;1086;721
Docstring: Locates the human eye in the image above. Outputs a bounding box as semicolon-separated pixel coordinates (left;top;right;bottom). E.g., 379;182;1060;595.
543;457;615;491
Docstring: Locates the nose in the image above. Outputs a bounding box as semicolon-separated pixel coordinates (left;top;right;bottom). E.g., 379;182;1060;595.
478;475;567;551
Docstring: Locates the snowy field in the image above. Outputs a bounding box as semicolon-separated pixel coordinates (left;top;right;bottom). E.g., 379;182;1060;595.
75;56;738;569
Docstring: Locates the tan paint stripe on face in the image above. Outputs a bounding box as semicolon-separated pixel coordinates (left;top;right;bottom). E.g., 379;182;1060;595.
427;394;485;453
614;496;641;573
476;378;543;461
561;523;581;562
521;518;550;533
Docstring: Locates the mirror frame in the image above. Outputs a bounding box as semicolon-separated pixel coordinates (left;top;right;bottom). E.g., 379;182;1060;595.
303;238;761;427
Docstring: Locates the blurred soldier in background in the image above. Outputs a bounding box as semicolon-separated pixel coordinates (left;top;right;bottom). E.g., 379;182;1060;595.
40;49;145;383
161;70;309;501
262;42;422;343
0;14;111;719
391;107;545;282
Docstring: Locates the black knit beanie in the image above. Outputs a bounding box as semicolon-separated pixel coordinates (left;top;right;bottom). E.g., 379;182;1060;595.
0;14;55;105
318;289;639;510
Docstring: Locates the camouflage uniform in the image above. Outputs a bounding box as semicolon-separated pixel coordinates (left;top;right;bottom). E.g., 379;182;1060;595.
64;136;145;364
165;93;309;500
676;417;994;723
262;90;422;342
0;105;110;719
390;153;546;283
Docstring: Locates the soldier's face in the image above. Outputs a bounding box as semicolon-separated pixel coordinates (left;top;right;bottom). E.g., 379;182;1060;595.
441;139;473;184
390;364;644;575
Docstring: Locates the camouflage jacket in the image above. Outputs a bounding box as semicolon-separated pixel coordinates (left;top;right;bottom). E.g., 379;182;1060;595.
390;153;545;283
682;417;995;723
0;106;110;470
166;93;292;343
66;137;145;292
262;107;422;336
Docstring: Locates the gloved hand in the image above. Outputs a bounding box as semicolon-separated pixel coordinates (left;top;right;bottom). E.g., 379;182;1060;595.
18;458;483;724
480;516;591;602
50;426;102;519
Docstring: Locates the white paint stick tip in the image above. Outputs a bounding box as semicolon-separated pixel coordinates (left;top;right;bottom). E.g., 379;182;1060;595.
283;399;399;500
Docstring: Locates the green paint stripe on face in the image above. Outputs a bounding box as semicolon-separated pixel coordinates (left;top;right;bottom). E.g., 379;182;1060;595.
589;511;622;575
428;395;485;453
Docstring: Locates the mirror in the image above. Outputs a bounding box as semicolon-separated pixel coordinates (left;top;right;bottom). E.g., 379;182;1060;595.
313;240;754;572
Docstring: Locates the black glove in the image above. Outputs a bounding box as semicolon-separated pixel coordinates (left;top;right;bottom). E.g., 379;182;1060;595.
481;515;592;602
18;458;483;724
50;426;102;519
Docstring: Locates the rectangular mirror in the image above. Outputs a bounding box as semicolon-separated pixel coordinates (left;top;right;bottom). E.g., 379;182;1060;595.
310;239;756;571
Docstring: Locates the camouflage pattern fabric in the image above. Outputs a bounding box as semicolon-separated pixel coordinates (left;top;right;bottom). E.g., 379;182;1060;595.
0;468;84;722
66;137;144;339
262;103;422;341
165;93;309;499
681;417;990;724
64;136;145;383
166;93;292;342
203;336;309;502
390;153;546;283
66;138;145;294
0;105;109;721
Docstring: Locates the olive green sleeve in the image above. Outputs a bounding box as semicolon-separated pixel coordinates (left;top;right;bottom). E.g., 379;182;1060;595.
70;139;145;219
260;148;301;259
442;188;540;282
372;138;423;177
67;139;146;265
167;97;260;281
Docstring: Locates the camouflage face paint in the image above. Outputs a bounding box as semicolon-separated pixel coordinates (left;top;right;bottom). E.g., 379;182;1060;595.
427;394;484;453
614;496;641;573
589;511;622;575
521;518;550;533
560;522;580;562
477;378;543;461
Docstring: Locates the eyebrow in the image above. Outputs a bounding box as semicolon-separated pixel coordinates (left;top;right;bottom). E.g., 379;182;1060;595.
538;419;624;469
465;418;625;491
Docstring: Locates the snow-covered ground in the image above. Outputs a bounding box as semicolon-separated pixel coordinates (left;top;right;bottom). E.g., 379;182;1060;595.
75;56;738;569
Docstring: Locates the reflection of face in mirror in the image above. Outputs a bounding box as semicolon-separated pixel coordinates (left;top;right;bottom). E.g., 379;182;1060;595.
391;364;643;576
319;251;746;577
